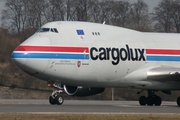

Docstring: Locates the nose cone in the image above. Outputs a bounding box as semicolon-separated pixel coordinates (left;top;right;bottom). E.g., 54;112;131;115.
11;47;27;70
11;45;48;75
12;36;51;77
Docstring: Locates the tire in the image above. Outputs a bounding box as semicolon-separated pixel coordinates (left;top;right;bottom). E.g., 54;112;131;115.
139;96;146;106
49;96;56;105
55;95;64;105
177;97;180;106
154;96;162;106
147;96;153;106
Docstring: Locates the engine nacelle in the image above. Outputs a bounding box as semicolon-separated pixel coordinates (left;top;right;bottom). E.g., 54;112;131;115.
63;85;105;97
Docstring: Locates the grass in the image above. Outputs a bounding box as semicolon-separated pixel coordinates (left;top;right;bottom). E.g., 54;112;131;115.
0;113;180;120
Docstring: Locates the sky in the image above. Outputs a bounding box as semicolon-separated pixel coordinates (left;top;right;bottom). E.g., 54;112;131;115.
0;0;161;24
129;0;161;12
0;0;4;12
0;0;5;24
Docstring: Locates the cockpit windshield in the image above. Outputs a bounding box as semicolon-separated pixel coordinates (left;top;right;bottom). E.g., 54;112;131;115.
36;28;59;33
39;28;50;32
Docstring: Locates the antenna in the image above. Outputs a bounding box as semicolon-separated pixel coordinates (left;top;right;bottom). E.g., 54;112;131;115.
103;21;106;25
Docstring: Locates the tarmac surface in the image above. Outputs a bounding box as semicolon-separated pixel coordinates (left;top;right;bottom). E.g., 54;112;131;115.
0;99;179;113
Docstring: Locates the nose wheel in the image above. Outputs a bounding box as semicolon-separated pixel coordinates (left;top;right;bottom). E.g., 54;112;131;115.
55;95;64;105
49;95;64;105
49;96;56;105
49;83;64;105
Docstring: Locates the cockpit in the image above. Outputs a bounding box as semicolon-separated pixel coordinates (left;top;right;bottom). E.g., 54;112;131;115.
36;28;59;33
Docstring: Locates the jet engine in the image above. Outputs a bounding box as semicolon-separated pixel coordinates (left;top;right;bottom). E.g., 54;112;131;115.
63;85;105;97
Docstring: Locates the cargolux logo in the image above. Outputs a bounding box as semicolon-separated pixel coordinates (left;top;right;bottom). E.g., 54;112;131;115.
90;45;145;65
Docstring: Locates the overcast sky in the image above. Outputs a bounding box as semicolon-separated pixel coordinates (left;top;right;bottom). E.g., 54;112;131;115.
0;0;5;21
0;0;4;11
129;0;161;12
0;0;161;23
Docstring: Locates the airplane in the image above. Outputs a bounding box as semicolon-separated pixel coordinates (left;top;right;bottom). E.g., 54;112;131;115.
11;21;180;106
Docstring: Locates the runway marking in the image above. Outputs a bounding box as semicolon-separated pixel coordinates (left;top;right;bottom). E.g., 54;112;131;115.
0;102;19;104
114;105;170;108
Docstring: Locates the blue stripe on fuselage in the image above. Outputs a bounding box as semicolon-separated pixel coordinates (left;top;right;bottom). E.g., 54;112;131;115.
147;56;180;62
12;53;180;62
12;52;89;60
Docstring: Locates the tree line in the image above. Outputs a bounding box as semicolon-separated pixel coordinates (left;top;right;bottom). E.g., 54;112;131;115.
2;0;180;34
0;0;150;35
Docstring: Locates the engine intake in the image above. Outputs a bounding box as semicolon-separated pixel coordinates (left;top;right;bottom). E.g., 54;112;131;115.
63;85;105;97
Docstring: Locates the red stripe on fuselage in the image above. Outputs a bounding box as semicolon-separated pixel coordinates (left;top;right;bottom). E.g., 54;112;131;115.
15;46;89;53
146;49;180;55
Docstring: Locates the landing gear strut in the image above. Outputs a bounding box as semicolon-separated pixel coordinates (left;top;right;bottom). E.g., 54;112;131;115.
138;90;162;106
49;83;64;105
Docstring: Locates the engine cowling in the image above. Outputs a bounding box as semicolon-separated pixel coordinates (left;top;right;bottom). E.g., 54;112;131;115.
63;85;105;97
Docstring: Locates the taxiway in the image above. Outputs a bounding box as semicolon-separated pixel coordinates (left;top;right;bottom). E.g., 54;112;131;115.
0;99;179;113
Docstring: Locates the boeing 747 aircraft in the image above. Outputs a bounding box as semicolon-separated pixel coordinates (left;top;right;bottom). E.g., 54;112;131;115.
11;21;180;106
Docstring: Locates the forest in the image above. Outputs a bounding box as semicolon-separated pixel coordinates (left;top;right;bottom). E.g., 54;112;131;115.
0;0;180;100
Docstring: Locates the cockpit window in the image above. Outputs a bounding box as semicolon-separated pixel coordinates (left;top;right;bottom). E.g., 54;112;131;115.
37;28;59;33
53;28;58;33
39;28;50;32
51;28;54;32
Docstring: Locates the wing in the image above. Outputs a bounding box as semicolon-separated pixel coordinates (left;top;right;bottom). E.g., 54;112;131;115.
147;66;180;82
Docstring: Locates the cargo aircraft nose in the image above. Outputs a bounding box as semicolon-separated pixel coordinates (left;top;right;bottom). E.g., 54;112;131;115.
11;36;51;76
12;45;49;76
11;46;27;70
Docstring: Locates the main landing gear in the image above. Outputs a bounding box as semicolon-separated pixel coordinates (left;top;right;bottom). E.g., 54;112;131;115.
138;90;162;106
177;97;180;106
49;83;64;105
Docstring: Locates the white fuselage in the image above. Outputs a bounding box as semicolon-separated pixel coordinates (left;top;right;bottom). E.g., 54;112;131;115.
12;21;180;90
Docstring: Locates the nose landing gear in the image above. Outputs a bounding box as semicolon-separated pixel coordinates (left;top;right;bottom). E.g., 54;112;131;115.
49;83;64;105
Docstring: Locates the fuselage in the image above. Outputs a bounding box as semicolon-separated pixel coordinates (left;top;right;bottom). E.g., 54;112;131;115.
11;21;180;90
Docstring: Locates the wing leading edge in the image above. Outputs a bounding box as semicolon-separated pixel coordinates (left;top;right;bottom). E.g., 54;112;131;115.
147;66;180;82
